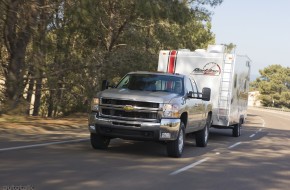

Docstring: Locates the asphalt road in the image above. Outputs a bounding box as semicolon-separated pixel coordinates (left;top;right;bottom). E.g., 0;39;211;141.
1;107;290;190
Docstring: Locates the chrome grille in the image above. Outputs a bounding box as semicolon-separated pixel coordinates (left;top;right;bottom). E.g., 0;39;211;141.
101;98;159;108
100;98;160;122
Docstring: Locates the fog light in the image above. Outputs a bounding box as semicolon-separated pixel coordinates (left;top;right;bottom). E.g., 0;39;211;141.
89;125;96;131
161;132;171;139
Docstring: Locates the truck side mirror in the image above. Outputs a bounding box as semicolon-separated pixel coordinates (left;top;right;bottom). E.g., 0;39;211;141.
187;91;194;98
187;91;198;98
202;87;211;101
102;80;109;90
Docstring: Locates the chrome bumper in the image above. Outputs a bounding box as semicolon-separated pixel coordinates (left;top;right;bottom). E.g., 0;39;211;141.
88;113;180;141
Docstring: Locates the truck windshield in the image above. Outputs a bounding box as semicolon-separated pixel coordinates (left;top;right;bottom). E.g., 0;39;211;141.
116;74;184;95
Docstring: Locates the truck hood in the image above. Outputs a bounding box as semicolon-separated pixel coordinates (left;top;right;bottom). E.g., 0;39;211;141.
98;88;179;103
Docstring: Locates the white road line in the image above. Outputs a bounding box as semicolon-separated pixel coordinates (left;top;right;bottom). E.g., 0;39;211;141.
170;157;209;175
249;134;255;138
0;138;90;152
228;142;242;149
253;116;265;135
259;117;266;127
254;116;266;128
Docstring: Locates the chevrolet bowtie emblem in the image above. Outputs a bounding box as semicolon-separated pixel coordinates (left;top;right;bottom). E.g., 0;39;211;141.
123;105;134;112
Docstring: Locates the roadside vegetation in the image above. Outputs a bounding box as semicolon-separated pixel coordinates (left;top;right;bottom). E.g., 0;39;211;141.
0;0;223;117
250;65;290;109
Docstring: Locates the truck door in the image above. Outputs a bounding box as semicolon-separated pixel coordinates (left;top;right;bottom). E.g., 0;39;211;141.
190;79;205;129
184;77;203;132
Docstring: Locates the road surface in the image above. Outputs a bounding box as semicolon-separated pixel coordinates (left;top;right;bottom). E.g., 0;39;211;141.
0;107;289;190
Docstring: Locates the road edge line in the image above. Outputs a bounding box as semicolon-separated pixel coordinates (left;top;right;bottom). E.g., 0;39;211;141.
170;157;209;175
0;138;90;152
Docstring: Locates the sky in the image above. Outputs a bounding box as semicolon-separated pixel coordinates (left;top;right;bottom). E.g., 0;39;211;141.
209;0;290;80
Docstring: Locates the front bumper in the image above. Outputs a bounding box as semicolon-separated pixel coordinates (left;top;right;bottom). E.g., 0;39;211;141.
88;113;180;141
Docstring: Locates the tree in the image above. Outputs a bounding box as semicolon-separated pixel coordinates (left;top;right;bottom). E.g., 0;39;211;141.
223;43;236;53
1;0;41;113
0;0;223;116
251;65;290;108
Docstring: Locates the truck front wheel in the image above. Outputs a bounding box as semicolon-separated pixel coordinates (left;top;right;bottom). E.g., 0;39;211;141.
166;122;185;158
90;133;110;149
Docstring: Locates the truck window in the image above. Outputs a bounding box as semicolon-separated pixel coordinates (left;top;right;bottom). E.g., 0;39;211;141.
185;78;194;94
190;79;198;94
116;73;183;94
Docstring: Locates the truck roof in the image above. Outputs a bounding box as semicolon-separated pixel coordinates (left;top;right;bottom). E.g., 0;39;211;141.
127;71;185;78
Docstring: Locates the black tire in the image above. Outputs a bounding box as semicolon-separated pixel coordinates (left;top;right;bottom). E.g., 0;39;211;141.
195;115;211;147
232;119;242;137
241;117;245;124
90;133;110;149
166;122;185;158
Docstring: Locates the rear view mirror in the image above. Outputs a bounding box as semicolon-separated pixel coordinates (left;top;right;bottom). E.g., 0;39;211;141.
202;87;211;101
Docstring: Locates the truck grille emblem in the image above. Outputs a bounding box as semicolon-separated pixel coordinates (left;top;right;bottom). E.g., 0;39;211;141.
123;105;135;112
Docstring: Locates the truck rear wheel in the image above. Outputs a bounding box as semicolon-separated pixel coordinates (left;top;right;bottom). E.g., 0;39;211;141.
232;119;242;137
195;115;210;147
90;133;110;149
166;122;185;158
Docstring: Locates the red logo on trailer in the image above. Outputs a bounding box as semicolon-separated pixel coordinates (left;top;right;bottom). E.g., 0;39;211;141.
191;62;221;76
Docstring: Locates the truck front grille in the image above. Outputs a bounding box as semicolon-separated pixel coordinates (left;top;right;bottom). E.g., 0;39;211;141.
100;98;160;122
102;109;158;119
102;98;159;108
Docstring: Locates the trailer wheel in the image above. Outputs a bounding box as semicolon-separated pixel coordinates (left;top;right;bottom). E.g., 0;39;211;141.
195;115;211;147
166;122;185;158
232;119;242;137
90;133;110;149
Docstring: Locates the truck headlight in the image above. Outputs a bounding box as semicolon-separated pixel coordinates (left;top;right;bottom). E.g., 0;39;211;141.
162;104;179;118
91;98;100;111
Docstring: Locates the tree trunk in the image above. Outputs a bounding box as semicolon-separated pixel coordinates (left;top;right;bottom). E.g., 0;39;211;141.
26;77;34;115
32;0;48;116
3;1;37;110
5;52;26;104
47;91;54;117
32;78;42;116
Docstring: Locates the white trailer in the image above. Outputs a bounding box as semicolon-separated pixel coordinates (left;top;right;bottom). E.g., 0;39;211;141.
158;45;251;137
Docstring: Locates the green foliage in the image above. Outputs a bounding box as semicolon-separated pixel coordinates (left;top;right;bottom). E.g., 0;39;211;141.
251;65;290;108
0;0;222;116
223;43;236;53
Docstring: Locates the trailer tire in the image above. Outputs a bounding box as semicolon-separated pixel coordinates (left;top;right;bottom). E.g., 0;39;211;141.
195;115;211;147
232;119;242;137
90;133;110;149
166;122;185;158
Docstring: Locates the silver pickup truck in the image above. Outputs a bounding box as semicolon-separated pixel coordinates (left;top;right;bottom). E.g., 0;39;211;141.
89;71;212;157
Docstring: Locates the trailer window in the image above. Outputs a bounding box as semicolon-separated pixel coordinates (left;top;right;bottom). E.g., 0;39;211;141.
234;74;237;88
244;80;247;91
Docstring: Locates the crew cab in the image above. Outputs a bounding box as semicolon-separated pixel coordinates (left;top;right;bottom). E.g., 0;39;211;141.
88;71;212;157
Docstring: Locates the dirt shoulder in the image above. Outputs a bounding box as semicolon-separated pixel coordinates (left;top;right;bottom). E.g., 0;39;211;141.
0;113;88;135
0;113;89;149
